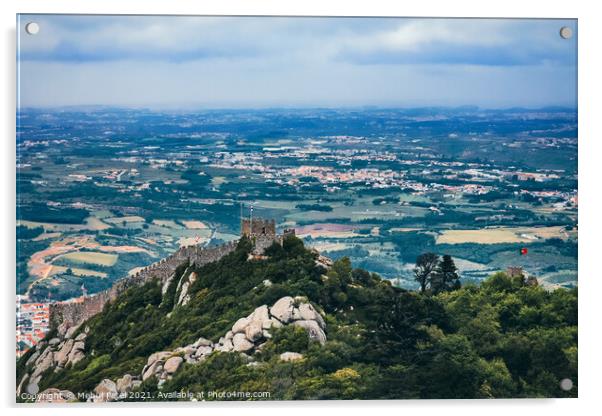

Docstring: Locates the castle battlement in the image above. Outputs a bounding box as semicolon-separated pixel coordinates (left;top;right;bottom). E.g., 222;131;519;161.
49;220;291;336
241;217;276;238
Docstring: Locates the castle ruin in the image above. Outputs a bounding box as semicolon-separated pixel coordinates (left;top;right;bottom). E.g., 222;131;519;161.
241;218;276;238
241;217;295;254
48;219;293;335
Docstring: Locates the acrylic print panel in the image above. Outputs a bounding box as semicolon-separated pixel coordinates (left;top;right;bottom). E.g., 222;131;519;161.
16;15;577;402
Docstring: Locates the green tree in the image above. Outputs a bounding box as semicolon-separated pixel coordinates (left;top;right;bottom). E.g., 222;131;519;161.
431;255;461;294
413;252;439;293
417;331;485;398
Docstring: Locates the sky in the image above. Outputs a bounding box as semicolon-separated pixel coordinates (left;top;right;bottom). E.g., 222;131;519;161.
17;15;577;109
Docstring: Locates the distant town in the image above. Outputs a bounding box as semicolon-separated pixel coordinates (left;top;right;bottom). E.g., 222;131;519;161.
16;296;48;357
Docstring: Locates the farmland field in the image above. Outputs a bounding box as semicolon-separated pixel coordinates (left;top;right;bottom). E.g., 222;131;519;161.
48;266;107;278
56;251;118;267
436;226;571;244
16;107;578;299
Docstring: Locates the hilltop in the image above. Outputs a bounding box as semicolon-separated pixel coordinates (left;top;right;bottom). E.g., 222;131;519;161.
17;235;577;401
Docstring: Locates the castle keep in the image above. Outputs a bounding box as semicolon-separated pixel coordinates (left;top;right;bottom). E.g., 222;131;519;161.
241;218;295;254
49;219;292;335
241;218;276;238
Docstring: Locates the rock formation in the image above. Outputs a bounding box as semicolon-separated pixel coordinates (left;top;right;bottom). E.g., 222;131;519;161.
18;326;89;397
279;352;304;362
35;388;77;403
75;296;326;402
93;379;118;403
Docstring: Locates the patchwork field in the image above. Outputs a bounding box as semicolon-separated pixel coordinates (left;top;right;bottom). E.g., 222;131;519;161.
182;220;208;229
153;219;182;229
452;258;489;272
436;226;571;245
105;216;145;225
32;232;62;241
308;242;351;252
211;176;227;186
56;251;119;267
18;216;110;232
295;223;362;239
24;234;155;285
48;265;107;278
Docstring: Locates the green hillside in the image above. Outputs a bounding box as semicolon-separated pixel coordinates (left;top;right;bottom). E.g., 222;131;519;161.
18;236;577;400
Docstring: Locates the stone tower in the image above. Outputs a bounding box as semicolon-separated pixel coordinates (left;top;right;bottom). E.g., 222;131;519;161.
241;218;276;238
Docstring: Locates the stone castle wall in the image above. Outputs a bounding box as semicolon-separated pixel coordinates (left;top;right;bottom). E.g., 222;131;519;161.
253;234;283;254
254;228;296;253
49;240;240;333
48;220;298;334
241;218;276;238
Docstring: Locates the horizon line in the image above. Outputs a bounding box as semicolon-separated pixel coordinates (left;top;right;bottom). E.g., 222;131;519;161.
17;104;578;112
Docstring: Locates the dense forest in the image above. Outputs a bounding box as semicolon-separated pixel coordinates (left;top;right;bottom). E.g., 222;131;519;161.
18;236;577;400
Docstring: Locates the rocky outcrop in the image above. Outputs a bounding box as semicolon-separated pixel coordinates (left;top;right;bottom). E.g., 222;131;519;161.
22;287;327;401
270;296;295;323
148;296;326;370
93;296;328;400
88;374;143;402
213;296;325;353
298;303;326;328
142;352;170;381
232;317;251;334
54;339;74;367
164;356;183;374
293;320;327;344
279;352;304;362
176;271;198;306
20;329;90;397
116;374;139;394
314;251;334;269
232;333;255;352
193;337;212;347
92;379;118;403
245;321;263;342
30;347;53;381
35;388;76;403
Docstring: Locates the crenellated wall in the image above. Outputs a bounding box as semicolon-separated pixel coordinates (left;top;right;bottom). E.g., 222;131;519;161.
49;240;241;334
48;229;301;335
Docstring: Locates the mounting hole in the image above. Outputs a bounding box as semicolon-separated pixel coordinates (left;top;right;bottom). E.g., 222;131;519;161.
25;22;40;35
559;26;572;40
559;378;573;391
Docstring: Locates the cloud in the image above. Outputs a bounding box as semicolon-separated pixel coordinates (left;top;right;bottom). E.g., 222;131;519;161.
335;19;576;66
19;16;271;62
16;15;577;108
19;16;576;66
